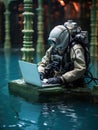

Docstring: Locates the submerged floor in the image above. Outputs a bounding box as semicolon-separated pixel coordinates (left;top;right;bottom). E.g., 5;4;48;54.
0;49;98;130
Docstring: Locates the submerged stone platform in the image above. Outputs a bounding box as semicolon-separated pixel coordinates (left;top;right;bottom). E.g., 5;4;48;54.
8;79;98;103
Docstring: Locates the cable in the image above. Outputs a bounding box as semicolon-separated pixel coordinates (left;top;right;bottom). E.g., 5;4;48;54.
84;69;98;85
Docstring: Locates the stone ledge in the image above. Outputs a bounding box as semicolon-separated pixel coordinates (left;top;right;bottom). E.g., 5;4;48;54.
8;79;98;103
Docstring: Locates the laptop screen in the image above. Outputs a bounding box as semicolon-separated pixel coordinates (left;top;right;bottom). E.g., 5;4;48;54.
19;60;42;87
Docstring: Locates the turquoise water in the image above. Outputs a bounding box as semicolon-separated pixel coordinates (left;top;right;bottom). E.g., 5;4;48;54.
0;49;98;130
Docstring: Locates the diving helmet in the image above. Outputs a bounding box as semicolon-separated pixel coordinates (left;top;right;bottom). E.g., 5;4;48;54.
48;25;70;52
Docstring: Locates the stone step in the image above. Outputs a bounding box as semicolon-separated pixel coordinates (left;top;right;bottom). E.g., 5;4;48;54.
8;79;98;103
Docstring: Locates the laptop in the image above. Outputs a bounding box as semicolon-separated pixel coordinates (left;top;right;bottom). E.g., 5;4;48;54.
19;60;60;87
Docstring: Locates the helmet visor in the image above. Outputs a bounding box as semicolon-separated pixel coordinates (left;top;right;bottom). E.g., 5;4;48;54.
48;39;56;46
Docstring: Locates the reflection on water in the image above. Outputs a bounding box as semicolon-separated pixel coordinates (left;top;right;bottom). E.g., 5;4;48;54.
38;102;98;130
0;49;98;130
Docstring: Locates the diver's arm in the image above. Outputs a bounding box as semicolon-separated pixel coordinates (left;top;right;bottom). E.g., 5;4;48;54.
38;46;52;73
61;44;86;83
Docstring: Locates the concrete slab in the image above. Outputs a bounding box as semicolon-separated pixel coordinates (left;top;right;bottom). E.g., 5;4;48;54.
8;79;98;103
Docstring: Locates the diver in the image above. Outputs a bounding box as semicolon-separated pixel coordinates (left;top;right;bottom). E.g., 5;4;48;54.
38;20;89;87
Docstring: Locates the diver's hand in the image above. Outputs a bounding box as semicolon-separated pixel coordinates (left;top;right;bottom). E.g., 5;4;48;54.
47;77;62;84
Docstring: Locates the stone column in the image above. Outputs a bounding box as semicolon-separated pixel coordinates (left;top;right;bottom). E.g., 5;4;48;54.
0;1;3;44
36;0;45;53
3;0;11;49
21;0;34;62
90;0;98;57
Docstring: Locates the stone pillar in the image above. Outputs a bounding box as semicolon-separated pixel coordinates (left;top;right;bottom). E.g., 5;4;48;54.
36;0;45;53
0;1;3;44
21;0;34;62
3;0;11;49
90;0;98;57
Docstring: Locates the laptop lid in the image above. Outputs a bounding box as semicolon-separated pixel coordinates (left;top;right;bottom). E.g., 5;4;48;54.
19;60;42;87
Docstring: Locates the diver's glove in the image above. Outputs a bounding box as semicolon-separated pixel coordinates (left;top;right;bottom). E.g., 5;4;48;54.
39;72;44;80
47;77;63;84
